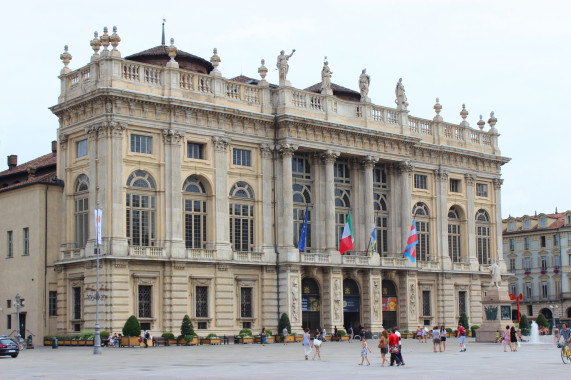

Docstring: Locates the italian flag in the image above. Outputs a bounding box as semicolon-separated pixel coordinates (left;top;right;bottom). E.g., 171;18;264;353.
339;211;354;255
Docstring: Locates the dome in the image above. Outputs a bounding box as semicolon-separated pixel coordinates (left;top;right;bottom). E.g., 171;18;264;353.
125;45;214;74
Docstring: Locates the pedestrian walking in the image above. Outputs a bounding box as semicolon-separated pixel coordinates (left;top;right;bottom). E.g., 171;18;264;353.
510;326;517;352
302;328;312;360
348;325;354;343
422;326;428;343
440;326;447;352
283;326;288;345
416;326;422;342
312;330;322;360
458;324;467;352
261;327;267;346
143;330;150;348
395;328;405;365
432;326;441;352
388;328;402;366
358;337;372;365
378;330;389;366
503;325;511;352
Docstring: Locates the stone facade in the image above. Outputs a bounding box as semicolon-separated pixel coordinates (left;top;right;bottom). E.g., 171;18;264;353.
42;28;510;337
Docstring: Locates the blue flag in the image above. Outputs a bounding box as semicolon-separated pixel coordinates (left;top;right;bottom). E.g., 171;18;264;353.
367;225;376;257
297;204;309;251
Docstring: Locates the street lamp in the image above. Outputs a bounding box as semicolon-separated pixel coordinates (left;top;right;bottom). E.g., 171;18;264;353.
14;294;25;347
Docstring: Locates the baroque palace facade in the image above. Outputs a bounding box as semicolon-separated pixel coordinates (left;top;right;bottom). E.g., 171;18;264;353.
43;27;510;336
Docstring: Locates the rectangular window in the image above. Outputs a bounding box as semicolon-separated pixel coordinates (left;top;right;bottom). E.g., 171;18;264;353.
240;288;252;318
414;174;427;190
196;286;208;318
554;255;560;269
422;290;431;316
74;198;89;248
76;139;88;158
138;285;152;319
7;315;11;330
197;322;207;330
541;256;547;270
233;148;251;166
541;282;548;299
555;281;561;298
476;183;488;197
292;155;311;179
7;231;13;257
49;291;57;317
187;142;204;159
450;179;460;193
524;257;531;271
554;235;559;246
23;228;29;255
416;220;430;261
525;283;532;300
510;283;517;295
540;236;546;248
72;287;81;320
527;305;533;316
130;134;152;154
524;237;530;250
509;258;516;272
458;291;467;315
7;300;11;308
509;239;514;251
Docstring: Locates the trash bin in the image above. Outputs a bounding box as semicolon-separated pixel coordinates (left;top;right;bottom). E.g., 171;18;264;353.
52;337;58;349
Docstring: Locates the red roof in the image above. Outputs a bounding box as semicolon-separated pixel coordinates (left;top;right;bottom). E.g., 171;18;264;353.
503;212;567;235
0;152;60;193
0;152;56;176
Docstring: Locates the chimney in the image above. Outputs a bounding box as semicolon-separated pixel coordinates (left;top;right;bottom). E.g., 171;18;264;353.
7;155;17;170
52;140;57;154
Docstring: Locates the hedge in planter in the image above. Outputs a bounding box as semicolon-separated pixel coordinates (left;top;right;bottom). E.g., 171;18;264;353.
123;315;142;337
181;315;195;337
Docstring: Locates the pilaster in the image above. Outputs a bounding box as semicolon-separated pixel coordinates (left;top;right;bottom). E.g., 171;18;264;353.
322;151;338;254
465;174;478;269
163;129;185;258
213;136;232;258
398;161;413;253
277;143;298;261
362;156;376;253
435;168;450;268
260;144;274;255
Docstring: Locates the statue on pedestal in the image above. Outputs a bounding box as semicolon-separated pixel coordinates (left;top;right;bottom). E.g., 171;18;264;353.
359;69;370;102
277;49;296;85
489;260;501;288
395;78;408;110
320;58;333;95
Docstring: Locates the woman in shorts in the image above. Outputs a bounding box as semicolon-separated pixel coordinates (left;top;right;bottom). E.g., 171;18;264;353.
440;326;447;352
432;326;441;352
312;330;322;360
379;330;389;366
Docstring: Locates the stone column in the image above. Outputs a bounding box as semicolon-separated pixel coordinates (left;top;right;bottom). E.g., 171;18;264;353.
107;122;127;256
322;151;339;255
465;174;478;268
278;143;297;260
260;144;274;256
398;161;414;254
387;164;399;255
350;159;363;251
435;169;450;268
213;136;232;259
163;129;185;258
311;154;324;250
58;133;70;256
362;156;376;253
86;126;98;247
493;178;505;267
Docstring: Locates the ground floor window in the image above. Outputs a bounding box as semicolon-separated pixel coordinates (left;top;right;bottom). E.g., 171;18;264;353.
422;290;431;316
240;288;252;318
138;285;152;319
196;286;208;318
49;291;57;317
458;291;467;315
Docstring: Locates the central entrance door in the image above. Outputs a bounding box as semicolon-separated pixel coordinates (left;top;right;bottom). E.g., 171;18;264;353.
302;278;321;332
343;279;360;331
382;280;398;329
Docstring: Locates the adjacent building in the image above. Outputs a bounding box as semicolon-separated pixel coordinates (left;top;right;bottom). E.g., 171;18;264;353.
2;26;510;339
503;211;571;324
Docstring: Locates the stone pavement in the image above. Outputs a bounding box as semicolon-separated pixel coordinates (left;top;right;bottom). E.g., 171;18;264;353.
0;336;568;379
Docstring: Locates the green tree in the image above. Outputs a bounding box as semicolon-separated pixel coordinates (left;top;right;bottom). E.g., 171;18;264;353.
122;315;141;337
278;313;291;336
181;314;195;337
458;312;469;331
536;313;548;328
520;314;530;336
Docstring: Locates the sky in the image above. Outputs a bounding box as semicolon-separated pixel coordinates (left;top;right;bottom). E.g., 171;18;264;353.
1;0;570;217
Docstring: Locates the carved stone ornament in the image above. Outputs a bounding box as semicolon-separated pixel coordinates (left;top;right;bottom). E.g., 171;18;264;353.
433;98;443;122
210;48;220;72
321;150;339;164
212;136;230;152
291;278;300;322
167;38;178;62
459;104;469;127
259;143;273;158
100;26;110;52
395;78;408;110
434;168;449;182
464;173;475;186
258;59;268;82
409;282;417;320
398;161;414;176
477;115;486;130
90;31;101;59
278;143;297;158
162;128;183;144
109;26;121;52
373;280;381;321
60;45;72;69
493;178;503;190
361;155;377;168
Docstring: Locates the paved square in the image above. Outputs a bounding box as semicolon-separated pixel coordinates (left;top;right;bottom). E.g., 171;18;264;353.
0;337;568;379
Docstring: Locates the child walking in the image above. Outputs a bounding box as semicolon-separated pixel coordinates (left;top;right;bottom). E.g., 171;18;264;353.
359;337;372;365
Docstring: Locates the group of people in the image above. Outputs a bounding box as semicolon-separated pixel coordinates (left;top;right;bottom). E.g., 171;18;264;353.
499;326;520;352
102;333;121;347
301;328;326;360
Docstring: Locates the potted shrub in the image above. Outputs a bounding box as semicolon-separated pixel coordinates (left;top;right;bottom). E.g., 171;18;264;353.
255;329;272;343
44;336;53;346
180;315;198;345
470;325;480;338
162;332;177;346
403;329;411;339
338;329;349;341
278;313;293;343
200;333;220;345
520;314;530;336
446;327;453;337
236;329;253;344
121;315;142;347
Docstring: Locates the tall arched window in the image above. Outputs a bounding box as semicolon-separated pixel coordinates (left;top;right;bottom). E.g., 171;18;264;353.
183;177;207;249
74;174;89;248
334;158;351;251
448;206;461;262
126;170;156;247
412;202;430;261
374;193;388;255
229;181;254;252
293;183;312;250
476;209;491;264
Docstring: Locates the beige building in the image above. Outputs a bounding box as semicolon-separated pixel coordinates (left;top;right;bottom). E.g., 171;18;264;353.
0;147;62;341
503;211;571;325
4;26;511;339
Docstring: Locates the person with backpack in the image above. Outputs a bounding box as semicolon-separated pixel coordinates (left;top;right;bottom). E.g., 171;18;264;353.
458;324;467;352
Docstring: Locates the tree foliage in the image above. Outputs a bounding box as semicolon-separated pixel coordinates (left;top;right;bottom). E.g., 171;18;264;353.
122;315;141;337
536;313;548;328
278;313;291;335
458;312;470;330
181;314;195;337
520;314;530;336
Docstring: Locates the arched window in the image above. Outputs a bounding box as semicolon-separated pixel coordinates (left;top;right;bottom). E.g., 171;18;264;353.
412;202;430;261
476;209;491;264
293;183;312;250
229;182;254;252
74;174;89;248
126;171;156;247
374;193;388;255
183;177;207;249
448;206;461;263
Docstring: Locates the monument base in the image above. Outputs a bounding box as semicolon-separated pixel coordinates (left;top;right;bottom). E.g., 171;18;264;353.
476;287;515;343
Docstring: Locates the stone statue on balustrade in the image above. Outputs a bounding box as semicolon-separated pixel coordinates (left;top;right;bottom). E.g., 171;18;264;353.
359;69;370;102
489;260;501;288
320;58;333;95
395;78;408;110
277;49;296;86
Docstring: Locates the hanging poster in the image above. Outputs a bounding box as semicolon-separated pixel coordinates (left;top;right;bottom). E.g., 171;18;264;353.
302;296;320;312
343;296;360;313
382;297;397;311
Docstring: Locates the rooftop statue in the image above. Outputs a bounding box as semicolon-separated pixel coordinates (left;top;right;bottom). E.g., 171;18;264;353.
320;58;333;95
277;49;295;85
395;78;408;110
359;69;370;102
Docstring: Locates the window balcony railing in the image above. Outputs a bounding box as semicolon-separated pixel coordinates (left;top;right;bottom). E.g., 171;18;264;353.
234;251;264;262
380;257;408;267
300;252;331;264
187;249;216;260
342;255;370;266
129;246;165;257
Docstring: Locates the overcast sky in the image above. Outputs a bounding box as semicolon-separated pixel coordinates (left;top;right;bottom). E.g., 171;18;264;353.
1;0;569;217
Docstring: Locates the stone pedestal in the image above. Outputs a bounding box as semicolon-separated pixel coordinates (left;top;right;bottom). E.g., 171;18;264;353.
476;287;514;342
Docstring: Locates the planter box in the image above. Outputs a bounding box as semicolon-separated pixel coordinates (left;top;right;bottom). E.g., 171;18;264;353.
275;335;294;343
182;337;198;346
120;336;141;347
71;340;79;346
294;336;303;342
62;340;71;346
236;337;254;344
254;336;272;343
44;339;52;346
200;338;221;345
140;338;153;347
168;339;178;346
78;340;86;346
86;340;94;346
331;336;350;342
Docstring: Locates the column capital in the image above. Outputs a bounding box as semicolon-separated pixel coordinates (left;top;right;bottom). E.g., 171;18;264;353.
361;155;378;169
212;136;231;152
277;142;298;158
493;178;503;190
464;173;475;186
162;128;184;145
434;168;449;182
59;132;69;149
259;143;274;158
321;150;339;164
397;160;414;176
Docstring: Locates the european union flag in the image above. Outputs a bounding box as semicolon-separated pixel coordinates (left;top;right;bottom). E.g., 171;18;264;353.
297;204;309;251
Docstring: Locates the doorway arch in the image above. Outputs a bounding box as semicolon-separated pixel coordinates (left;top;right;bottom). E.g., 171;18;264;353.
343;279;360;331
382;280;398;329
302;278;321;332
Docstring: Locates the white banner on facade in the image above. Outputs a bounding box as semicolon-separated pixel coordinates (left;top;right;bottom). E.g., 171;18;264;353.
95;209;102;245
